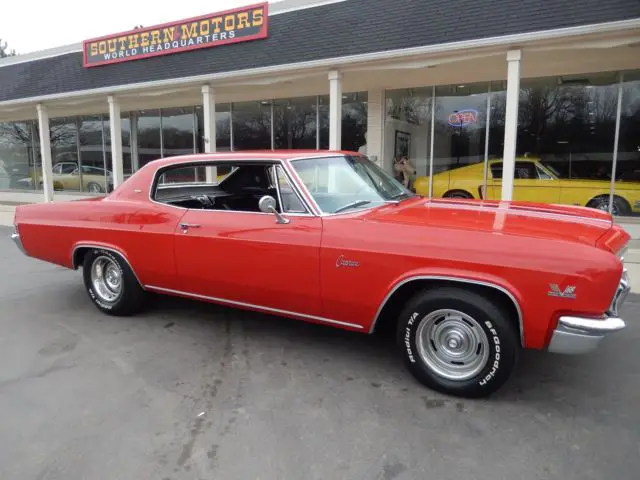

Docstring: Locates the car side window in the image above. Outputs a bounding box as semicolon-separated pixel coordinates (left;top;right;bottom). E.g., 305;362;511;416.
274;166;307;213
535;164;554;180
153;162;281;213
61;163;77;174
52;164;62;175
490;163;503;179
514;162;537;179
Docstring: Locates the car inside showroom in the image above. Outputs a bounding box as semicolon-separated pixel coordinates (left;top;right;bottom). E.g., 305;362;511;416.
0;0;639;218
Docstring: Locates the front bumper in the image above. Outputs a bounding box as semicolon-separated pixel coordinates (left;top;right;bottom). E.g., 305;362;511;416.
548;315;626;354
10;226;25;255
548;268;630;355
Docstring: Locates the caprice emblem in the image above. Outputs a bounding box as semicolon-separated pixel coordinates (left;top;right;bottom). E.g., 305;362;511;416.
548;283;577;299
336;255;360;268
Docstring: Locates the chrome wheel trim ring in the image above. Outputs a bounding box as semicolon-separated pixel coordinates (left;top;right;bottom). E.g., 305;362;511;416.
415;309;491;381
90;255;123;303
88;183;101;193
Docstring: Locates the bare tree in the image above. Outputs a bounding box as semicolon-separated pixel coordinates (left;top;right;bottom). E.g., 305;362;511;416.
0;38;16;58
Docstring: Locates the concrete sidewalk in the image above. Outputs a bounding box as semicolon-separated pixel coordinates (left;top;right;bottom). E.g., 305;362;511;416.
0;205;15;227
2;203;639;292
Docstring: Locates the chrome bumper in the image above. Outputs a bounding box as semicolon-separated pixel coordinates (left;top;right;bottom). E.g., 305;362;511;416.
549;267;630;354
10;227;25;255
548;315;626;354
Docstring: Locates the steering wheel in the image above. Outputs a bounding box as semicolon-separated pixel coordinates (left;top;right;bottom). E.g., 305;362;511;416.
190;194;214;208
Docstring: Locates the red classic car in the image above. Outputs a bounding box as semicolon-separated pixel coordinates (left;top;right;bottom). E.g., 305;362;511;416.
10;151;631;398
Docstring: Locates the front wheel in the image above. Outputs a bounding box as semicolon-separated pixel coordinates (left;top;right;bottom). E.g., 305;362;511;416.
82;248;146;316
397;287;519;398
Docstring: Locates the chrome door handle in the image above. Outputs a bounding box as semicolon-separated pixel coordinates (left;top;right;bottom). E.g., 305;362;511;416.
179;223;201;230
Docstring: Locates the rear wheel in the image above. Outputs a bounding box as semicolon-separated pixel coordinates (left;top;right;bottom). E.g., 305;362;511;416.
86;181;104;193
82;248;145;316
397;287;519;398
587;195;630;216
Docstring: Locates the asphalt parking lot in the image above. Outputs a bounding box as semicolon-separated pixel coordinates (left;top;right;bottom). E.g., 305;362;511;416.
1;226;639;480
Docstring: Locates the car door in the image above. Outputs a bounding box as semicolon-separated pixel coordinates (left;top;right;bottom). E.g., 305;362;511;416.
173;162;323;317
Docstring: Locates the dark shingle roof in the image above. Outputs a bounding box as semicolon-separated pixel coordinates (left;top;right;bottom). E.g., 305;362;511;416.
1;0;639;103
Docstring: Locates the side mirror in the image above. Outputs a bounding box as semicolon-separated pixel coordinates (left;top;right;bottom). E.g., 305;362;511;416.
258;195;290;224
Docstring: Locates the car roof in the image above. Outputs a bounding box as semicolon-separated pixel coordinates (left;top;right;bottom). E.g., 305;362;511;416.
144;150;360;169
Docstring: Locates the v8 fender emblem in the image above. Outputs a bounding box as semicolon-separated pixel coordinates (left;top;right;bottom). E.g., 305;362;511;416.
547;283;577;299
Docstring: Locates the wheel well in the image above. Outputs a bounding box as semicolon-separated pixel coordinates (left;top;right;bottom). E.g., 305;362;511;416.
443;189;474;199
72;247;91;269
372;279;522;344
72;245;144;288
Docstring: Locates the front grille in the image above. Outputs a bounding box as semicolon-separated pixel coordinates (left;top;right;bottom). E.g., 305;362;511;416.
607;268;631;317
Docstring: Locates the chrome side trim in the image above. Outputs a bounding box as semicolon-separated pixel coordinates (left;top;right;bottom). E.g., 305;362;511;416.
145;285;364;330
548;315;626;355
71;244;145;289
369;275;525;346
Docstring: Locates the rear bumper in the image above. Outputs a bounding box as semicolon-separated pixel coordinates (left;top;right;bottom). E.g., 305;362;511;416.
10;227;25;255
548;315;626;354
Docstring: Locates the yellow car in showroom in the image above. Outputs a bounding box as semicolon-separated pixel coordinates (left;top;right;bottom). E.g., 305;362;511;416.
414;158;640;216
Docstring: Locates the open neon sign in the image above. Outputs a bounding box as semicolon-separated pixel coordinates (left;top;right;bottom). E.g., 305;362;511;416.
448;109;479;127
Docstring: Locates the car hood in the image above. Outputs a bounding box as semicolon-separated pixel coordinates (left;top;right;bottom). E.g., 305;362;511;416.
365;197;613;247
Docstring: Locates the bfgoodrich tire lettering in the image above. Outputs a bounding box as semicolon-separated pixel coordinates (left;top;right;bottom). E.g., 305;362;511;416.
82;248;145;316
397;287;518;398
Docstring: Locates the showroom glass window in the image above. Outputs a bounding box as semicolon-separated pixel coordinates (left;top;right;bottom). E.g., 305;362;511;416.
232;101;272;150
78;115;109;194
162;107;195;157
385;87;433;178
431;83;489;198
49;117;79;192
318;92;368;151
136;109;162;167
513;73;619;209
273;96;317;149
0;121;39;191
615;71;640;217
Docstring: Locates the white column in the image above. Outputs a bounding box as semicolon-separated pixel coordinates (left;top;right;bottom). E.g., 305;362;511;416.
328;70;342;150
36;104;53;202
130;112;139;172
501;49;522;201
107;95;124;188
202;85;217;183
365;88;384;168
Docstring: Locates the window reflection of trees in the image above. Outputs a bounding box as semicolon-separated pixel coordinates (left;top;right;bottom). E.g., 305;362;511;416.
273;97;317;149
232;101;271;150
516;75;619;180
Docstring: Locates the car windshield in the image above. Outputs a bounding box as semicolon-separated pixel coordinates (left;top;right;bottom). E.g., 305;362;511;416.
290;155;414;214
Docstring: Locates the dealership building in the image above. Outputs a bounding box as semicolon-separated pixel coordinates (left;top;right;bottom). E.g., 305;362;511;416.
1;0;640;217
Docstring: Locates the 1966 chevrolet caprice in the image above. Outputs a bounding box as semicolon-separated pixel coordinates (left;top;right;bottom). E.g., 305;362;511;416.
10;151;631;398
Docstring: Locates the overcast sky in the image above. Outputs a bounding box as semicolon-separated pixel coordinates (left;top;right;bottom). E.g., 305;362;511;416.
1;0;283;54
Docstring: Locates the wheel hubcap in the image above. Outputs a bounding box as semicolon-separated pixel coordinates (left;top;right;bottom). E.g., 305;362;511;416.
91;256;122;303
416;309;490;381
594;200;619;216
